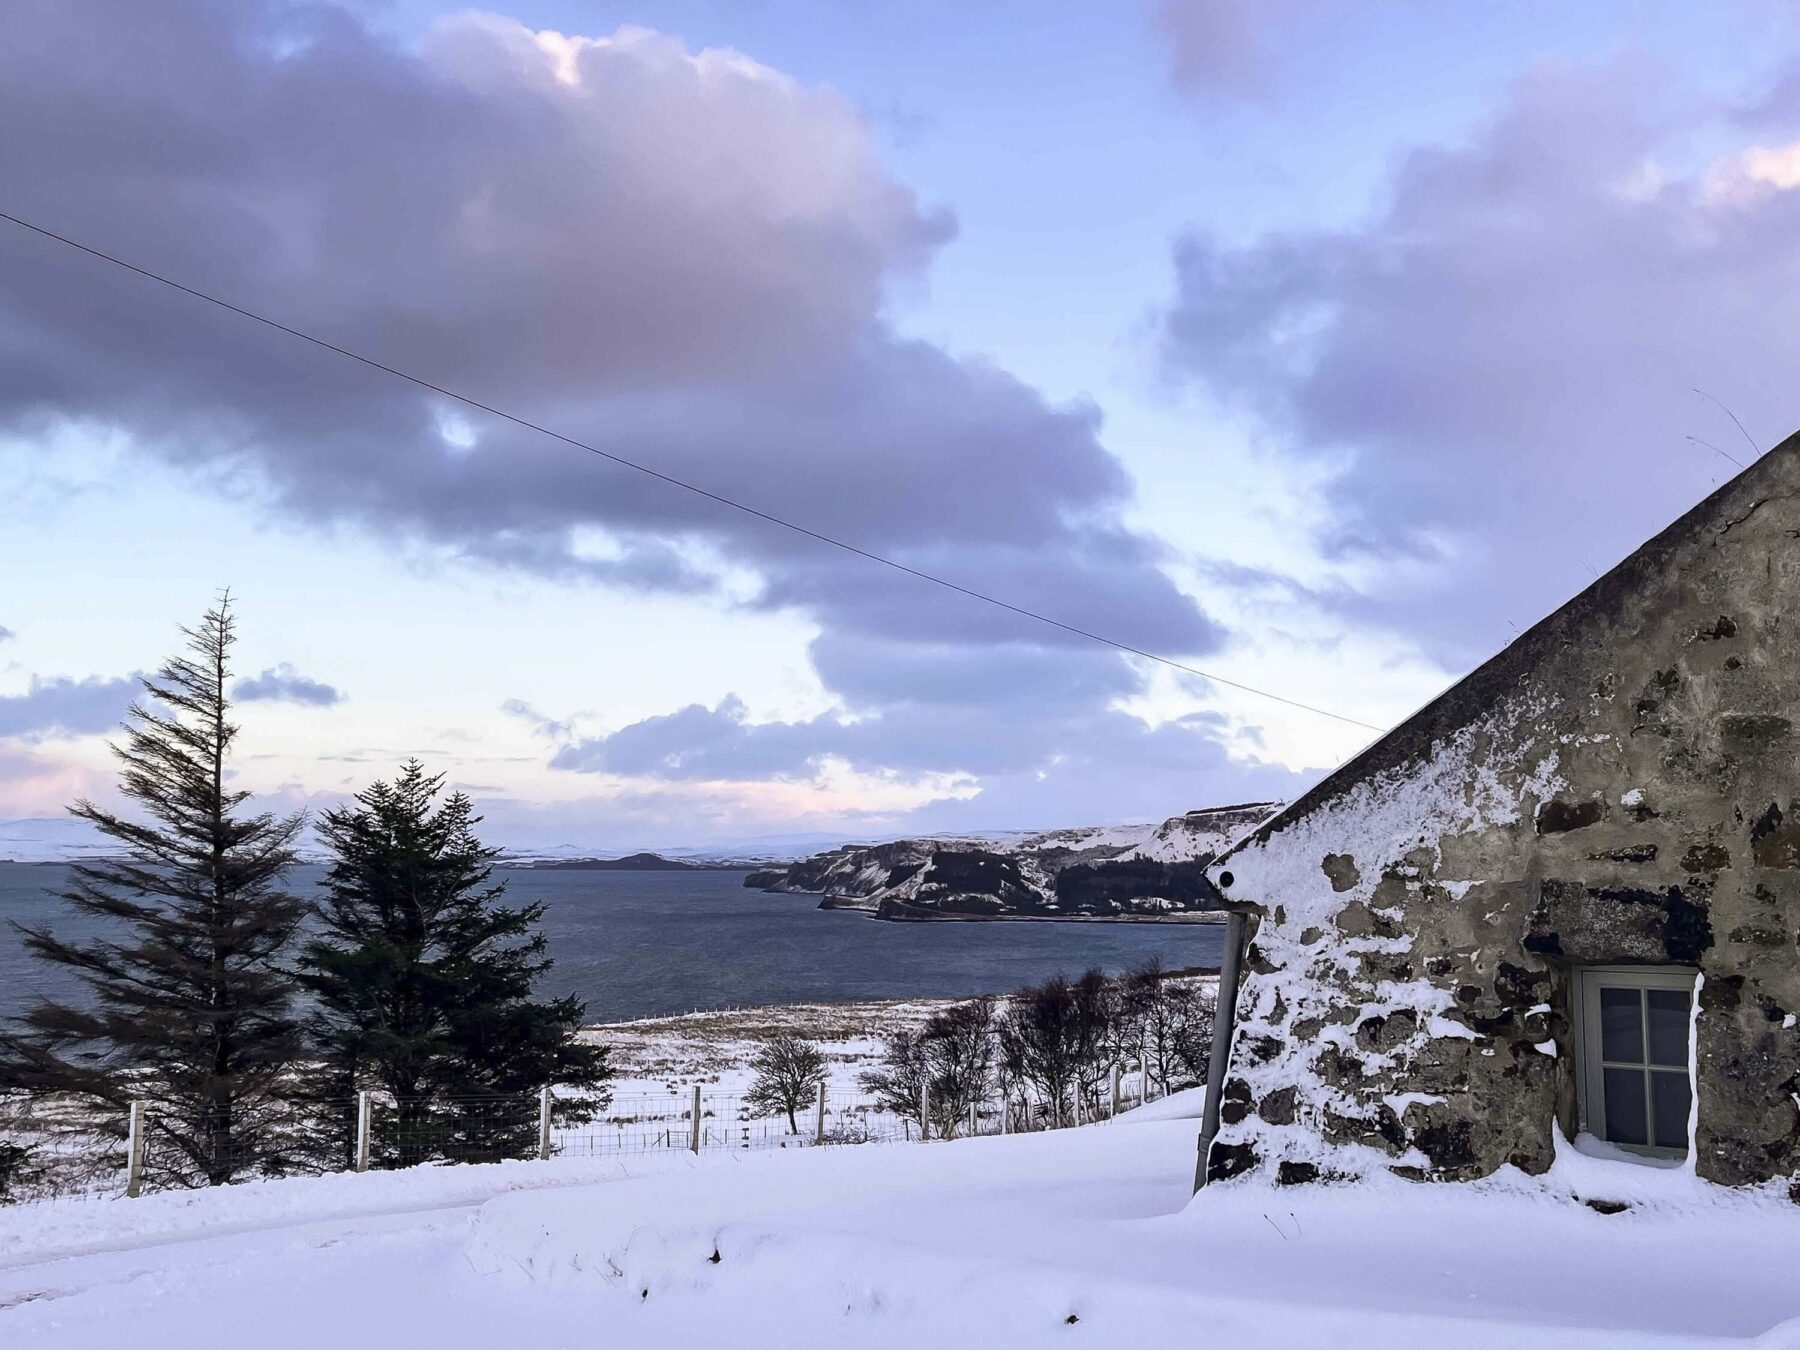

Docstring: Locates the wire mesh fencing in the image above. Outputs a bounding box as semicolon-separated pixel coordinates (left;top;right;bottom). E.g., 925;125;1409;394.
0;1092;123;1204
550;1089;921;1158
2;1060;1195;1204
375;1096;542;1170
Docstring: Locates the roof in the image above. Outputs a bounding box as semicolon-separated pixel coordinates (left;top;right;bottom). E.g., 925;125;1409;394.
1211;425;1800;871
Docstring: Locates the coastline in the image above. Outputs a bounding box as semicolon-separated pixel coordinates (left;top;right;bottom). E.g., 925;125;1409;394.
817;898;1230;924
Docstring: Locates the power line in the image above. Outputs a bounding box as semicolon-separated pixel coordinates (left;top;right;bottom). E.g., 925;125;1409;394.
0;207;1385;734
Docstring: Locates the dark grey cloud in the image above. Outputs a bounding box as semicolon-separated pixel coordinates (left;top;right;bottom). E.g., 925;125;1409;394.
1;0;1241;818
0;1;1201;648
0;675;138;738
1159;61;1800;662
234;663;343;707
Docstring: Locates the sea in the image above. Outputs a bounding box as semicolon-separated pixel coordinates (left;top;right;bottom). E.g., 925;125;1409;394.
0;862;1226;1025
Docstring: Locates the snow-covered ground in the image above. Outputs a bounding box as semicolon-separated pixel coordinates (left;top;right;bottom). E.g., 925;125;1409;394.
5;1087;1800;1348
561;998;962;1156
596;995;948;1099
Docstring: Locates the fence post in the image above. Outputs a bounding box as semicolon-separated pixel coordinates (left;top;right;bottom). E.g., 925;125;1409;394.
969;1097;977;1139
814;1081;826;1145
125;1099;146;1198
919;1084;930;1141
538;1085;553;1161
354;1091;372;1173
1001;1097;1010;1136
1110;1063;1122;1119
690;1085;702;1154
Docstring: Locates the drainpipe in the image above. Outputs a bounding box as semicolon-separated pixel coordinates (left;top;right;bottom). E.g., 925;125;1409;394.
1194;909;1248;1193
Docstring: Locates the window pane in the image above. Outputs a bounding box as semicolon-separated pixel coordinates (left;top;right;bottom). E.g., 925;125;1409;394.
1602;1066;1648;1146
1600;987;1644;1063
1651;1070;1691;1150
1646;989;1690;1067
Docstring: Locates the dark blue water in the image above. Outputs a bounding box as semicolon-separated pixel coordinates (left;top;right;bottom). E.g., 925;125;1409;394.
0;862;1223;1024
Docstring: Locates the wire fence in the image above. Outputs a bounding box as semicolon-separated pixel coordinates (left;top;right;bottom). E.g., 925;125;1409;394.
1;1063;1185;1204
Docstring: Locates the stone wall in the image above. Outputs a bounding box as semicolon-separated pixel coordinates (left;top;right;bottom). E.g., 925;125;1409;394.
1207;439;1800;1187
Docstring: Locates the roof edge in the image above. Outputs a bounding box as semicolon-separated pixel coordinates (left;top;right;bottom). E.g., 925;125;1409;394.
1214;424;1800;867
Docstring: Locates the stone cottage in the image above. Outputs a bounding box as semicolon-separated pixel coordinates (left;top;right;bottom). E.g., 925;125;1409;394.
1197;429;1800;1188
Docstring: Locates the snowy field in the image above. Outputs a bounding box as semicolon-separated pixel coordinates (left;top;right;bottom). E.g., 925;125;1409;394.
5;1087;1800;1348
595;994;950;1099
3;990;1195;1204
565;990;1190;1156
560;997;964;1156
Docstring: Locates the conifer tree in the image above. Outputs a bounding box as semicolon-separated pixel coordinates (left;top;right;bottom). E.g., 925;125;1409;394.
296;761;609;1165
0;597;306;1188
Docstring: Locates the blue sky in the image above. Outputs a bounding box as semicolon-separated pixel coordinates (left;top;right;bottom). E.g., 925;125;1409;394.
3;1;1799;850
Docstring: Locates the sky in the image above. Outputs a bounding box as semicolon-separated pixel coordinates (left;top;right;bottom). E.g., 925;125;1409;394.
3;0;1799;853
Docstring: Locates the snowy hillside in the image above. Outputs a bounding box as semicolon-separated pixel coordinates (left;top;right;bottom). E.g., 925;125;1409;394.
6;1101;1800;1348
744;802;1279;920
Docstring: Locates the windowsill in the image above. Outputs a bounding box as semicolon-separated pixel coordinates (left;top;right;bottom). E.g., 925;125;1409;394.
1569;1130;1686;1170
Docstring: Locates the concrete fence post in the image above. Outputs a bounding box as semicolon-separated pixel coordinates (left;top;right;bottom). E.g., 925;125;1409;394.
538;1085;553;1161
814;1081;826;1145
1001;1097;1010;1135
919;1084;930;1141
354;1091;372;1173
969;1097;978;1139
125;1100;146;1198
1110;1063;1122;1119
690;1085;702;1154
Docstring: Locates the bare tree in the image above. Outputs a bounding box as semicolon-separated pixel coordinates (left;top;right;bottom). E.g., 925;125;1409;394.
998;975;1082;1125
859;997;997;1138
1136;975;1213;1094
1166;981;1216;1089
859;1027;929;1130
746;1032;826;1133
922;997;996;1138
1110;959;1162;1066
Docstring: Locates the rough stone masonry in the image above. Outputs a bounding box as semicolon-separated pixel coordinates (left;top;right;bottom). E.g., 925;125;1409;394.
1205;428;1800;1188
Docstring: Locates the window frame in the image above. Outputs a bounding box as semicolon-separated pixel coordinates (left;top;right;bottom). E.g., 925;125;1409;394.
1572;963;1698;1160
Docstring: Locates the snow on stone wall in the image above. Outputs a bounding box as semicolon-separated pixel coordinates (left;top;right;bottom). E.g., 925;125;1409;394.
1209;698;1570;1184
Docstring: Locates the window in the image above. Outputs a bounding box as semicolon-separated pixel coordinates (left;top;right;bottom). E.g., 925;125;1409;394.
1575;966;1696;1158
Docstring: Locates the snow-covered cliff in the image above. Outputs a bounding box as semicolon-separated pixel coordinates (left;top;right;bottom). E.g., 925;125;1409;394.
744;803;1280;920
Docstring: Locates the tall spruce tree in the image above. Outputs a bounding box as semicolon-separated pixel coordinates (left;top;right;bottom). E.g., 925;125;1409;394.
0;597;306;1188
296;761;609;1166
